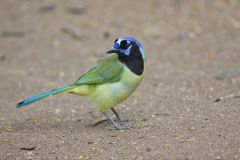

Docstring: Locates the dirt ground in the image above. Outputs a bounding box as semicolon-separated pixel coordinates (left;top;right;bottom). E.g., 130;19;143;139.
0;0;240;159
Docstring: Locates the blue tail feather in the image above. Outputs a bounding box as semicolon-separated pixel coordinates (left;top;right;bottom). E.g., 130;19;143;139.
17;85;76;108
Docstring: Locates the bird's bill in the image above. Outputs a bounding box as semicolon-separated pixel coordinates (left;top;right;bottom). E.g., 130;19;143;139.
106;48;120;54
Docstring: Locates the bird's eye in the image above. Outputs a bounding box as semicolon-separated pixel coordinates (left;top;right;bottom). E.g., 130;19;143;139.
120;40;130;50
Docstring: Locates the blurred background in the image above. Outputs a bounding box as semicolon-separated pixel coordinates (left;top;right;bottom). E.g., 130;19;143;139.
0;0;240;159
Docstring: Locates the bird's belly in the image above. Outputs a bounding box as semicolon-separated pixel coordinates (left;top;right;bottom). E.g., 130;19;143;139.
90;68;143;112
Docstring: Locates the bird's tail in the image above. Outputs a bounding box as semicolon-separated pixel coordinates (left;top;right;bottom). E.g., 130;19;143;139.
17;85;76;108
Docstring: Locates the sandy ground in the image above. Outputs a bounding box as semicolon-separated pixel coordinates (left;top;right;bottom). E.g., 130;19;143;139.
0;0;240;160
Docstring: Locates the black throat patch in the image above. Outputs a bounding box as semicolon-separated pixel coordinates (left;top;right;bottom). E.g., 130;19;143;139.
118;44;144;75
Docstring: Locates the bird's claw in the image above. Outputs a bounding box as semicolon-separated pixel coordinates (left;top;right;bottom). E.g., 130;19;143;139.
112;115;132;122
106;124;131;131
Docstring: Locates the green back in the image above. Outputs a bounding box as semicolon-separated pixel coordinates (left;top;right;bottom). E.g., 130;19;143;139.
74;55;123;85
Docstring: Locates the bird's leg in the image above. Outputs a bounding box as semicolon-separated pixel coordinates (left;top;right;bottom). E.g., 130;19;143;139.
102;112;121;130
91;109;121;127
111;108;121;121
91;108;131;128
111;108;132;122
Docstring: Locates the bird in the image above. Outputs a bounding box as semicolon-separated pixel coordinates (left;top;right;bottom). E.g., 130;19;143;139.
17;36;146;130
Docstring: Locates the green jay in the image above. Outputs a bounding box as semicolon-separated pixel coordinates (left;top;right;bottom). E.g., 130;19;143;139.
17;36;146;130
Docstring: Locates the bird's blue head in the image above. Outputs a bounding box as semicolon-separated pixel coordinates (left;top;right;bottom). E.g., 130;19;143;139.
106;36;146;60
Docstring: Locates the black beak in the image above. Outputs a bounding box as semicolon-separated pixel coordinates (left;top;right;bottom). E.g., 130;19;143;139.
106;48;120;54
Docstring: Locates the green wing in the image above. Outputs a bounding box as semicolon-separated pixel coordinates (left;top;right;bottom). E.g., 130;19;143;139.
74;55;124;85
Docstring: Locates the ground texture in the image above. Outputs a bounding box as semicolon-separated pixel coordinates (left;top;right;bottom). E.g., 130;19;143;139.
0;0;240;160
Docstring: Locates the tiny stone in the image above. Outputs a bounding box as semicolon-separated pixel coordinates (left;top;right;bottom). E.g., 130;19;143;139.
67;6;85;15
38;5;55;13
146;147;151;152
103;31;110;38
87;141;94;144
190;127;195;131
141;118;148;122
0;55;6;61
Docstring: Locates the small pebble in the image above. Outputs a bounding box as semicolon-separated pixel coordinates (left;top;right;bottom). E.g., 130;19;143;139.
146;147;151;152
67;6;85;15
0;55;6;61
103;31;110;39
38;5;55;13
87;141;94;144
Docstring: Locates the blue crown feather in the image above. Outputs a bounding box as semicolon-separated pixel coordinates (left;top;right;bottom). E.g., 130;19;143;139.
117;36;147;60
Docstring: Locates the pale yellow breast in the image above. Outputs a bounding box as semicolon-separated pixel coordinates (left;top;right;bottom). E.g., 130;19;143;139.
90;66;144;112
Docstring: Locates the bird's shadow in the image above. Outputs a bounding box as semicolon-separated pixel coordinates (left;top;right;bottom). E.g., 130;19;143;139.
4;113;138;134
2;114;110;134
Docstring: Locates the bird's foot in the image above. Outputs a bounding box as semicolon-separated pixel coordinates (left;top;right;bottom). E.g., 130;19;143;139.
106;123;132;131
93;112;134;130
112;115;132;122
